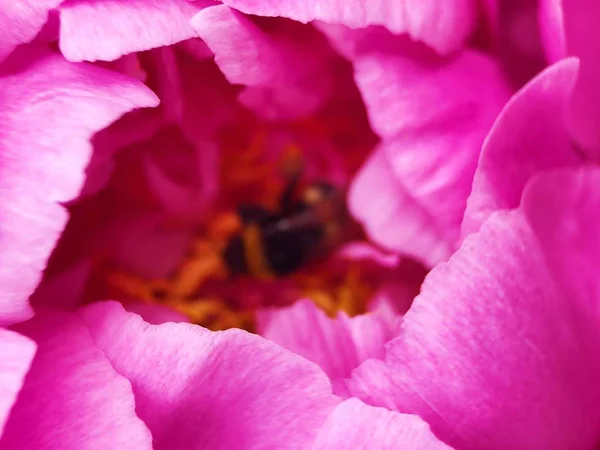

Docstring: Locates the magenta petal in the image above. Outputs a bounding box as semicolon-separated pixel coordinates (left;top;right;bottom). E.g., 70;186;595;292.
350;50;508;264
347;207;600;448
221;0;477;55
463;58;581;237
538;0;565;62
78;301;340;449
563;0;600;158
312;398;452;449
3;308;152;448
257;299;396;386
349;148;455;266
0;52;158;326
353;50;508;141
0;0;62;63
59;0;207;62
190;5;331;119
0;329;35;440
523;167;600;314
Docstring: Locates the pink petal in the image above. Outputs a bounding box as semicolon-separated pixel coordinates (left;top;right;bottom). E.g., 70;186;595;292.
349;49;509;264
190;5;332;119
221;0;477;55
98;213;194;279
78;301;340;450
346;190;600;448
0;329;36;440
353;49;508;141
538;0;565;62
481;0;499;43
523;167;600;315
0;51;158;326
30;260;91;310
563;0;600;158
463;58;581;237
349;148;455;266
312;398;452;449
4;308;152;448
257;299;396;388
0;0;62;63
59;0;208;62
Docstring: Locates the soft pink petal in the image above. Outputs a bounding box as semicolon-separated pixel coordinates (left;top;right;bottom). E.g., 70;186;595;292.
0;329;36;440
221;0;477;55
78;301;340;450
0;51;158;326
563;0;600;158
463;58;581;237
3;308;152;449
523;167;600;315
59;0;208;62
349;148;454;266
311;398;452;450
353;49;508;140
346;203;600;448
0;0;62;63
538;0;565;62
337;242;399;268
258;299;396;388
190;5;332;119
349;49;508;264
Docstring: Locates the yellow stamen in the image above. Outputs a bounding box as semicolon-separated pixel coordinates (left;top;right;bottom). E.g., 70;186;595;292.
167;298;253;331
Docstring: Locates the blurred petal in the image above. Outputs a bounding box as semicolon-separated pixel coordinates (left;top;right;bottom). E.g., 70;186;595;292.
538;0;565;62
0;329;35;440
311;398;452;450
463;58;581;237
0;51;158;326
30;260;91;310
258;299;396;388
221;0;477;54
0;0;62;63
350;49;508;263
79;301;340;450
563;0;600;158
523;167;600;314
121;301;189;325
3;308;152;449
347;178;600;449
59;0;207;62
191;5;331;119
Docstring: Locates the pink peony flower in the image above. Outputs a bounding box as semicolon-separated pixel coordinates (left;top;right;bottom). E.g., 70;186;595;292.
13;0;510;339
0;0;543;448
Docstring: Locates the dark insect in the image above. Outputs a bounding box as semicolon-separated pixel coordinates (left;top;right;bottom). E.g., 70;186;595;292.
222;174;352;278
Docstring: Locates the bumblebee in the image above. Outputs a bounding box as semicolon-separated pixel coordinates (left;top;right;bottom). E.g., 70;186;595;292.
104;152;356;310
223;174;352;280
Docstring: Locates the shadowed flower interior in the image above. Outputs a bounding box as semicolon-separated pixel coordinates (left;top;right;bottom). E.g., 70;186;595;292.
35;40;416;331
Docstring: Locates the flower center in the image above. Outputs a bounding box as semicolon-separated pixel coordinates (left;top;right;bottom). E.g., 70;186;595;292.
98;117;375;331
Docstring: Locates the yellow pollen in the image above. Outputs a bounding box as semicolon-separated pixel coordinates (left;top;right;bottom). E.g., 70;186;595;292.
294;262;374;318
